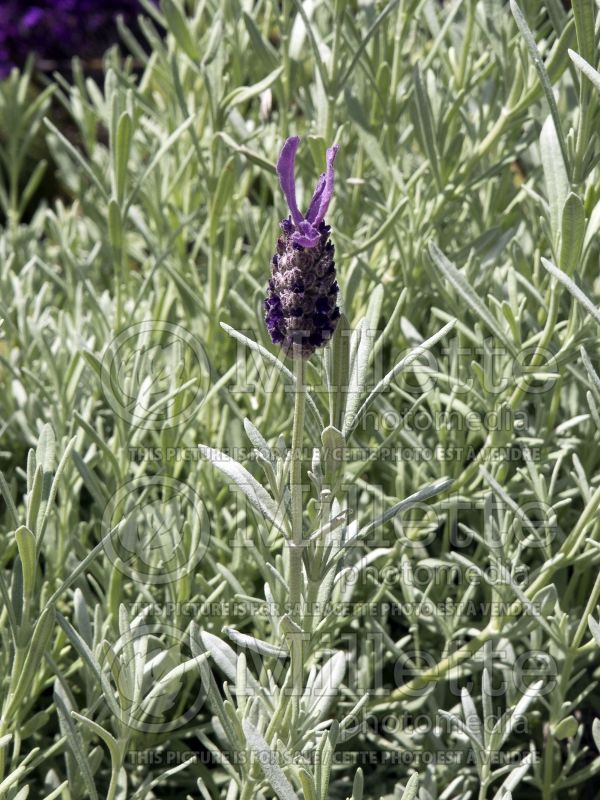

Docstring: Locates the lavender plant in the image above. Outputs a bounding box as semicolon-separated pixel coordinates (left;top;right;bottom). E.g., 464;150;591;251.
0;0;599;799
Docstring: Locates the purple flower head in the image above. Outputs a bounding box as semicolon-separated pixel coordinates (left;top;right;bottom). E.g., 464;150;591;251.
265;137;341;359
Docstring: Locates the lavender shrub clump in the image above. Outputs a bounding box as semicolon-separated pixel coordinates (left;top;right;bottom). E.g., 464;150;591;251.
265;137;341;359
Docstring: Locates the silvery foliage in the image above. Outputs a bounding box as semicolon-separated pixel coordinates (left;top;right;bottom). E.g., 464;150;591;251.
0;0;600;798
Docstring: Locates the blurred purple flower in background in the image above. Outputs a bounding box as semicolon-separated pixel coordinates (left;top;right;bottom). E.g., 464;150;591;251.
0;0;144;77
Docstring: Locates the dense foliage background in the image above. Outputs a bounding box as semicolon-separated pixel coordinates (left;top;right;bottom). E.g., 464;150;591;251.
1;0;600;798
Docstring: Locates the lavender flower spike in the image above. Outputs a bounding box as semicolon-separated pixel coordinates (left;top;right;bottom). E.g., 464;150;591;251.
265;137;341;359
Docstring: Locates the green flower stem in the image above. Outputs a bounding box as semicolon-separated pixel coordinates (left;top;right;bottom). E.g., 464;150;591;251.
288;356;306;626
286;356;307;721
0;640;28;778
239;773;260;800
474;108;512;161
106;750;122;800
0;720;7;782
105;731;131;800
542;735;555;800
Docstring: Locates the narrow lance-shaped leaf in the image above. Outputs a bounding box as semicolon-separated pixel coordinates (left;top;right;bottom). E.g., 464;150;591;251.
429;243;515;353
5;606;56;717
197;630;262;694
199;445;285;532
412;62;441;187
223;627;288;659
541;257;600;326
55;612;122;719
346;317;456;436
511;0;570;177
125;115;195;211
559;192;585;274
15;526;36;599
44;119;108;198
113;111;132;204
162;0;199;60
571;1;595;64
589;615;600;647
492;752;534;800
343;319;375;437
569;48;600;93
303;651;346;721
461;686;483;744
54;682;99;800
540;115;569;246
592;718;600;751
222;66;284;109
220;323;324;429
242;720;300;800
339;478;454;555
400;773;419;800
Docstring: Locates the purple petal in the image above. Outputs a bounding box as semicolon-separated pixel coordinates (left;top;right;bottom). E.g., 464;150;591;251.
307;145;339;227
292;221;321;248
277;137;304;226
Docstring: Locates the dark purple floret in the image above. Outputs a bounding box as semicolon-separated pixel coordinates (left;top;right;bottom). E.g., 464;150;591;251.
265;136;341;359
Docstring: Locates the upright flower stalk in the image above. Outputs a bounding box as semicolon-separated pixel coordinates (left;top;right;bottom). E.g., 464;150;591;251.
266;136;341;670
288;355;306;630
